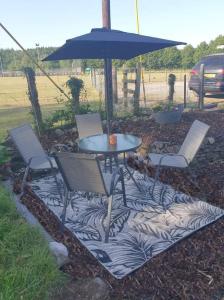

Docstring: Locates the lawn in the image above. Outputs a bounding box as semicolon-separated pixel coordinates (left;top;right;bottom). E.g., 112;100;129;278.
0;75;100;107
0;71;189;108
0;70;221;142
0;74;102;141
0;104;63;141
0;185;65;300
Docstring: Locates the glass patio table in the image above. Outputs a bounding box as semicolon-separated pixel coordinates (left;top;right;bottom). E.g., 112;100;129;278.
78;133;142;190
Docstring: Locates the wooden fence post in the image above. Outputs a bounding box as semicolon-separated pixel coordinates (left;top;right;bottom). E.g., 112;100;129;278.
90;68;93;86
123;69;128;107
168;73;176;104
133;63;141;115
23;67;43;135
93;68;97;88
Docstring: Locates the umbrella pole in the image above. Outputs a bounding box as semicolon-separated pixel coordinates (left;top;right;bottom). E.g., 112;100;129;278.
104;58;112;136
102;0;113;137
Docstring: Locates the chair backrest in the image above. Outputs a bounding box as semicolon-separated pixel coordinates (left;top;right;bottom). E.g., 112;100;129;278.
75;113;103;139
9;124;46;165
178;120;210;163
55;152;107;195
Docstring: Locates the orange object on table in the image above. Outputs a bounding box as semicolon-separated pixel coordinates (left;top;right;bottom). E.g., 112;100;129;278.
109;134;117;145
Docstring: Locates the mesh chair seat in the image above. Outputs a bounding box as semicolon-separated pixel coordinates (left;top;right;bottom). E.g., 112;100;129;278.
9;124;60;195
148;120;210;169
30;156;57;170
146;119;210;199
75;113;103;140
55;152;127;243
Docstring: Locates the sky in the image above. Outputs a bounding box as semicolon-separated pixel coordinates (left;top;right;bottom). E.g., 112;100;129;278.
1;0;224;50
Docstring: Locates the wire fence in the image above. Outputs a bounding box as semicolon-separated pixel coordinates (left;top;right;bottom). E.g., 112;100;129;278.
0;69;220;112
1;69;224;139
91;68;197;110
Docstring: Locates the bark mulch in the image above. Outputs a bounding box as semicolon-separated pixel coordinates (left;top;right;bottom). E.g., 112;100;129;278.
19;111;224;299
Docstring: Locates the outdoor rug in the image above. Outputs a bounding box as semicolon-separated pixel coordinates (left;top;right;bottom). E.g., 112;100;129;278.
30;171;224;279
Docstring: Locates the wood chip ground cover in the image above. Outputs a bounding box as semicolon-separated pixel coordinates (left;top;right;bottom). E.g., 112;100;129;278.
18;111;224;299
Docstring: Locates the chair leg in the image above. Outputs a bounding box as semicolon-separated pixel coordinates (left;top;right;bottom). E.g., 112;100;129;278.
104;195;113;243
151;164;162;194
21;166;30;194
61;189;69;230
52;169;64;204
144;159;151;181
104;156;107;172
120;170;127;207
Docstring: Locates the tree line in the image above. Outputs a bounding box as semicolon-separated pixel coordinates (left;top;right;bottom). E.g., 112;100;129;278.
0;35;224;72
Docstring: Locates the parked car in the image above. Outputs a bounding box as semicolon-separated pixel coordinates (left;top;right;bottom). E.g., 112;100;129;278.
188;53;224;95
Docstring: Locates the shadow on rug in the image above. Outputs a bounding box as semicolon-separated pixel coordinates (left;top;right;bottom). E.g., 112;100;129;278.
30;172;224;279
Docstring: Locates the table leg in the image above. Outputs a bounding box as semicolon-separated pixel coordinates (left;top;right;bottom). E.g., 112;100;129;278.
109;155;113;174
123;161;142;192
113;154;119;167
114;152;142;193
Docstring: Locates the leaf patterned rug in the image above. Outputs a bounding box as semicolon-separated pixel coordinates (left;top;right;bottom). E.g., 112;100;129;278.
30;172;224;279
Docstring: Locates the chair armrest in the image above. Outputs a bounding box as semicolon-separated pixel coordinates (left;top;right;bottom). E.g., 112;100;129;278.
147;153;189;167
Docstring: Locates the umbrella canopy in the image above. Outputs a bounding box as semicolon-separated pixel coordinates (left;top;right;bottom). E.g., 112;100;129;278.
43;28;186;135
43;28;186;61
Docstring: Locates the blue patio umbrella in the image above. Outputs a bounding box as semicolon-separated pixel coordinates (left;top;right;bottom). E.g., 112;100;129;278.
43;28;186;132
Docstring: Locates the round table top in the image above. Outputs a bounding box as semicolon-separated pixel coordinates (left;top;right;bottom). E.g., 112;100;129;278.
78;133;142;154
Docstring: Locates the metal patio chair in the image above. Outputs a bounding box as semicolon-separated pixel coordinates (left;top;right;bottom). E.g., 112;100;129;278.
9;124;61;195
75;112;112;169
75;113;103;139
55;152;127;243
147;120;210;191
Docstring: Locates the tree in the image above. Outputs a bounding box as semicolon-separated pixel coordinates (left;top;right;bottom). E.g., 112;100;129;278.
144;50;164;69
181;45;195;68
1;34;224;72
161;47;182;69
193;42;209;63
208;35;224;53
81;59;88;72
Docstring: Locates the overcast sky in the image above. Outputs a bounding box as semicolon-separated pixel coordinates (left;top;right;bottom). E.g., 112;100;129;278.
1;0;224;49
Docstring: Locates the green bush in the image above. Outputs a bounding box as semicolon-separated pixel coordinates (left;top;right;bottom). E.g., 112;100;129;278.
43;100;105;129
152;102;179;112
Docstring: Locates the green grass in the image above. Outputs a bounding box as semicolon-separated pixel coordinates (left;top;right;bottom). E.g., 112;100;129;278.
0;75;100;107
0;185;65;300
0;104;64;141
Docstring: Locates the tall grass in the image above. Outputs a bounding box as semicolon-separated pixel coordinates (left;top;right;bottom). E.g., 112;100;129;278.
0;186;65;300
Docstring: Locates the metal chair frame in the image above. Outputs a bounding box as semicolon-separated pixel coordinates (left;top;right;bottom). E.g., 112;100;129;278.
55;153;127;243
148;153;189;191
146;120;210;196
9;124;63;199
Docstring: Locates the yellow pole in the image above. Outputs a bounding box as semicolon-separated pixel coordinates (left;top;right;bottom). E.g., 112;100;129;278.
134;0;147;107
135;0;140;34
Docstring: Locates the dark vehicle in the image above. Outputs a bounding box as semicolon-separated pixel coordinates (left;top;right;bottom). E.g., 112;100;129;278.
189;53;224;95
